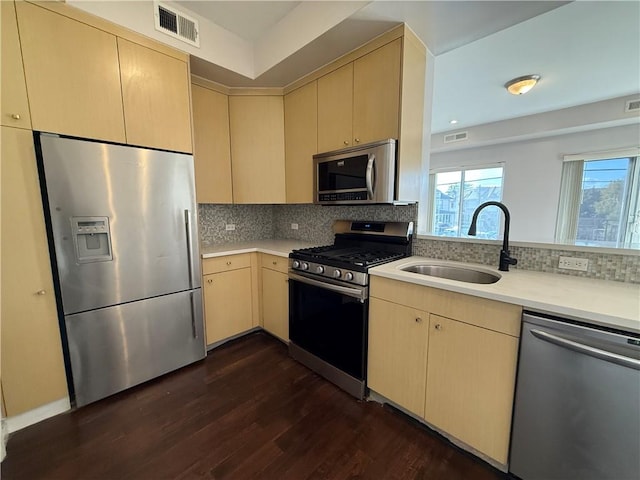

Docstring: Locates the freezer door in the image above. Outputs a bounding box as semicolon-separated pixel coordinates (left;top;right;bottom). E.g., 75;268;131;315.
65;289;205;407
39;134;201;314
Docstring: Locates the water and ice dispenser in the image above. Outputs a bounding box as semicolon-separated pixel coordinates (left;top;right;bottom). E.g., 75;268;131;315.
71;217;112;263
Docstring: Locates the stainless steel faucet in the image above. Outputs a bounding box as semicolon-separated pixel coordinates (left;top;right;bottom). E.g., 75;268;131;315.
468;201;518;271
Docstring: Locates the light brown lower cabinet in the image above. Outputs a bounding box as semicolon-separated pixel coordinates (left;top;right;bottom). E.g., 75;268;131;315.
424;314;519;465
260;254;289;342
203;267;253;345
367;276;521;466
367;298;429;417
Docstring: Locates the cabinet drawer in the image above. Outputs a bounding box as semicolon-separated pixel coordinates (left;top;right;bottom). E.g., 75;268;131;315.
202;253;251;275
370;276;521;337
261;253;288;274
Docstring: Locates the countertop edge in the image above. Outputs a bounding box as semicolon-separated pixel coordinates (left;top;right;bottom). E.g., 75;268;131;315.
370;258;640;334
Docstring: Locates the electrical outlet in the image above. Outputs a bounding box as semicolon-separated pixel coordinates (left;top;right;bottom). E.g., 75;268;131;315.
225;224;236;231
291;223;299;230
558;256;589;271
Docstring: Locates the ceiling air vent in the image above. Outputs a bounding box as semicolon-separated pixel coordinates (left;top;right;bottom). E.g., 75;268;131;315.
625;99;640;113
153;2;200;47
443;131;468;144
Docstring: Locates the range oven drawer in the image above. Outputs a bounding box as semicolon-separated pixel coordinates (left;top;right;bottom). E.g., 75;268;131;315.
288;272;368;395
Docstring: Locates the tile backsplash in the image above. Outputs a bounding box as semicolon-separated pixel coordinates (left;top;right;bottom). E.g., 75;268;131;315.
198;203;639;284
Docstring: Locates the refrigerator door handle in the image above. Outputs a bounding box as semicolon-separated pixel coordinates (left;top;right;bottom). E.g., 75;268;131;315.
184;209;195;290
189;291;197;339
530;328;640;370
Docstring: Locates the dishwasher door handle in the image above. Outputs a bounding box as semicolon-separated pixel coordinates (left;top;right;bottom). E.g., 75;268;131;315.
531;328;640;370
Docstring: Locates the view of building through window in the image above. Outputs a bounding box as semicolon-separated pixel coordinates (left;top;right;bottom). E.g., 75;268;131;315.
431;166;504;239
576;157;639;248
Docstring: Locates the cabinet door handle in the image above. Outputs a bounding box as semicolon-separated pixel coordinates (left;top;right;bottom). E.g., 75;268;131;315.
36;290;46;295
226;261;231;266
207;278;213;284
272;261;277;265
415;317;422;323
435;323;442;330
354;138;360;143
343;140;349;145
11;113;21;120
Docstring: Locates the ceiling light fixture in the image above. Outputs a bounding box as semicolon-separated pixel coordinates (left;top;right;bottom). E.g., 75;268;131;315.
450;119;458;125
505;74;541;95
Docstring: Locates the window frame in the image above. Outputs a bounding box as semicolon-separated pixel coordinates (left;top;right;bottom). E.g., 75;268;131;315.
426;162;505;239
555;148;640;249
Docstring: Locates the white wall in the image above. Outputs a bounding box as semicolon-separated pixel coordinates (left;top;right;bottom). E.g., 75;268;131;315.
429;124;640;243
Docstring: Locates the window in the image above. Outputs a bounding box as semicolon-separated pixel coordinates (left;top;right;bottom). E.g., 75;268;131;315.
556;150;639;249
428;165;504;239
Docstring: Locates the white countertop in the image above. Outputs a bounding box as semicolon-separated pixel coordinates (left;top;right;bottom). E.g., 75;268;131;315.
200;239;317;259
370;257;640;334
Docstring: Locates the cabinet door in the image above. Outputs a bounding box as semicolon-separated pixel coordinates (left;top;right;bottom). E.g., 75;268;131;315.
425;314;519;464
229;96;286;204
317;63;353;152
1;126;68;416
203;268;253;345
118;38;192;153
353;39;401;146
16;1;125;143
284;81;317;203
192;85;232;203
1;1;31;129
261;268;289;342
368;298;429;416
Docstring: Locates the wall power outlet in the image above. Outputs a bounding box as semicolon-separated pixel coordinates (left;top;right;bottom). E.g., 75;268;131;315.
291;223;299;230
225;224;236;231
558;256;589;271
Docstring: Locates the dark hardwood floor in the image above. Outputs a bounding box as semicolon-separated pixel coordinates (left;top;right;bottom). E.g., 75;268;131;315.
2;332;506;479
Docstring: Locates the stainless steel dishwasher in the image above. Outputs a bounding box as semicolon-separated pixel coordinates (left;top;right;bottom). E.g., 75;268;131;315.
510;312;640;480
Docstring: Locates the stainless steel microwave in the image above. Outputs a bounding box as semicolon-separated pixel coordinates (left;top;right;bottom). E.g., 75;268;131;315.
313;139;397;205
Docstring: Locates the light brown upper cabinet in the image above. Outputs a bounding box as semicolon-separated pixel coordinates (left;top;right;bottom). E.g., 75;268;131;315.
118;38;192;153
16;1;126;143
1;1;31;129
317;64;353;152
284;81;317;203
317;39;401;153
1;126;68;416
229;96;286;204
191;84;233;203
352;39;401;146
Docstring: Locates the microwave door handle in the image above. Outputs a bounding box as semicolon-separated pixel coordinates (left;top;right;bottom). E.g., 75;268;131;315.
366;154;375;200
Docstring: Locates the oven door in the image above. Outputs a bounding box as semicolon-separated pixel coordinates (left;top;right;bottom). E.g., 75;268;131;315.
288;271;368;382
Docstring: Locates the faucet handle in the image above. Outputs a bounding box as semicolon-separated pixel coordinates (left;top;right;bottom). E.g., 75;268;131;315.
499;250;518;271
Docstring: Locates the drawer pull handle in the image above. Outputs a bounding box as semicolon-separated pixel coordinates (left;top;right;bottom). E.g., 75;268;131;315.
36;289;46;295
435;323;442;330
11;113;21;120
415;317;422;323
226;261;231;266
272;261;277;265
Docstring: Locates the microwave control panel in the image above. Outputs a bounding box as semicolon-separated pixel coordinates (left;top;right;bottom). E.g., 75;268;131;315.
319;191;368;202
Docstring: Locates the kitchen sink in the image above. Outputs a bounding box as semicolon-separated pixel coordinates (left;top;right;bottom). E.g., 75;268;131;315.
400;264;501;284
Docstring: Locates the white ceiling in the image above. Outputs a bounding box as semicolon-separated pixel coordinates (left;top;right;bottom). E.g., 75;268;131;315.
73;1;640;134
177;1;301;41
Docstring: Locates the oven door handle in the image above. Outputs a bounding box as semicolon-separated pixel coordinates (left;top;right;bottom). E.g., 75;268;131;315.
366;153;375;200
288;271;367;302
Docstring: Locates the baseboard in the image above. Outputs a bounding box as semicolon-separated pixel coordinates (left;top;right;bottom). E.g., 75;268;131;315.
5;397;71;433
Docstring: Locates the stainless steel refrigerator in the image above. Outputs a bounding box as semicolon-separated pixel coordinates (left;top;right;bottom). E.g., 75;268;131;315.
36;133;205;407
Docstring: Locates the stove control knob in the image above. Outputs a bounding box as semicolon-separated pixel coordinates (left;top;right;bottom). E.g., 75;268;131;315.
333;269;342;278
344;272;354;281
302;262;309;271
292;260;300;269
316;266;325;274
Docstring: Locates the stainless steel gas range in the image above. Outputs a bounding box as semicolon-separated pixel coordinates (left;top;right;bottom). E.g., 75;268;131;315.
288;220;413;399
